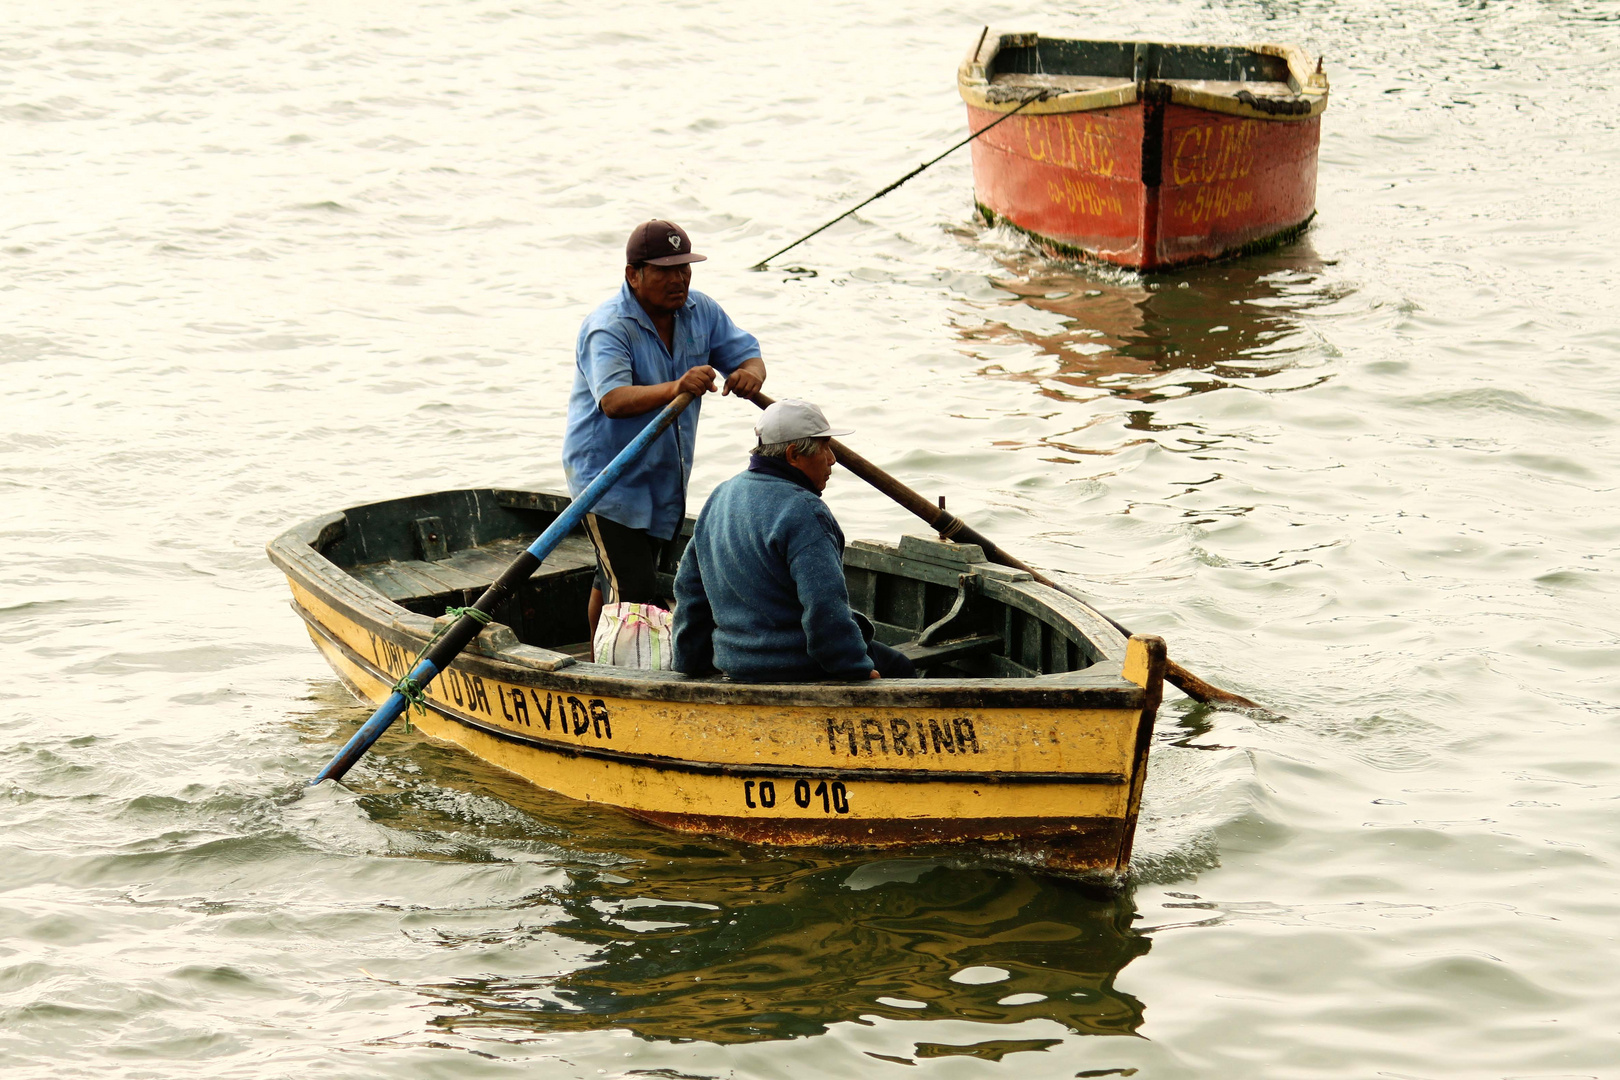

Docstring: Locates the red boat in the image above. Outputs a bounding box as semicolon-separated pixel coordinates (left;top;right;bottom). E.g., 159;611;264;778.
959;32;1329;271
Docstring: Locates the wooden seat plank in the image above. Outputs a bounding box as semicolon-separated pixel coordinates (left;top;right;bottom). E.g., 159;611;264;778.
537;534;598;574
348;563;416;602
437;546;509;583
896;634;1003;667
391;558;488;596
348;533;600;608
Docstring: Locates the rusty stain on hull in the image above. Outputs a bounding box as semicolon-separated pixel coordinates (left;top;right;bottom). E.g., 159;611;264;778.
634;811;1132;875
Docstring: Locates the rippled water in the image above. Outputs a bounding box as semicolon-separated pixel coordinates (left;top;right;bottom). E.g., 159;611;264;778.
5;0;1619;1076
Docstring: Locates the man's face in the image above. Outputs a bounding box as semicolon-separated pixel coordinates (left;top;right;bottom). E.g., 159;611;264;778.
626;261;692;316
786;438;836;493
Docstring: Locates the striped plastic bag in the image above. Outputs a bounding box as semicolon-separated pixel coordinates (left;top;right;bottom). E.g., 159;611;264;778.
592;602;674;669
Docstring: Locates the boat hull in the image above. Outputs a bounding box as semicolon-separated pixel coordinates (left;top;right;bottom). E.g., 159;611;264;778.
270;489;1167;878
967;100;1320;269
960;34;1328;270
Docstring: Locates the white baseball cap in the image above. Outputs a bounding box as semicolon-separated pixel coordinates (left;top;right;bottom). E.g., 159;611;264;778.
754;399;853;444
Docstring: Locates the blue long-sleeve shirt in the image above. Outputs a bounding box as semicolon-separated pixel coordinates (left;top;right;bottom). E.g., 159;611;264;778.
673;460;873;682
562;283;760;541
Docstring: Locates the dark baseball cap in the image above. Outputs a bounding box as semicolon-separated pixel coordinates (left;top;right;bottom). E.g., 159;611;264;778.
626;219;707;266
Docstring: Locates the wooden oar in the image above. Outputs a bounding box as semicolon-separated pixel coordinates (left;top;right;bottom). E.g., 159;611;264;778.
747;392;1272;714
311;393;697;785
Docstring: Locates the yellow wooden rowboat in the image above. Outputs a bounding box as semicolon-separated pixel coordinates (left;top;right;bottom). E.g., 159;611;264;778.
268;487;1166;877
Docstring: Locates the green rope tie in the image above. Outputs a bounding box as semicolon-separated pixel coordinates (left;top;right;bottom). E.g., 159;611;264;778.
394;675;428;711
389;606;495;715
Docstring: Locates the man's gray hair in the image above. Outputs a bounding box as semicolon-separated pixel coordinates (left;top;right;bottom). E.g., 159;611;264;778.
756;436;824;459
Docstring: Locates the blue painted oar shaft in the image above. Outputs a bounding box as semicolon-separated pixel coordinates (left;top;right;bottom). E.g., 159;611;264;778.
312;392;696;785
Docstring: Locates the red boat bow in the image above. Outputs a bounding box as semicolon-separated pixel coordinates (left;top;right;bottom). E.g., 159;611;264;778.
960;34;1329;270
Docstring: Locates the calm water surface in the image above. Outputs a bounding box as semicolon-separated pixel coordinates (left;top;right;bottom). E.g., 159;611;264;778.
5;1;1619;1077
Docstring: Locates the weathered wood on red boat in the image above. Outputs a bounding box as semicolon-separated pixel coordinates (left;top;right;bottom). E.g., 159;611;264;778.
960;34;1329;271
967;102;1148;265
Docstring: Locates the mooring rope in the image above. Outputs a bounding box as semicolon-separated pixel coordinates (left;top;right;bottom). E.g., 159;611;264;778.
388;605;493;713
751;88;1053;270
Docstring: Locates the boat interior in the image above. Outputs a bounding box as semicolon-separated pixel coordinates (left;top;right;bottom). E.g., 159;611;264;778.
318;488;1117;681
985;35;1306;102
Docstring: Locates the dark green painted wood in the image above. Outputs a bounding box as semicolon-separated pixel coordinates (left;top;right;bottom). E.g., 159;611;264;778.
845;566;879;617
410;516;450;561
991;36;1291;84
896;634;1003;668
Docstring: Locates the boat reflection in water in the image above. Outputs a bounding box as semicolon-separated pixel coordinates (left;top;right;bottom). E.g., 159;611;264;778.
362;746;1150;1050
954;236;1339;449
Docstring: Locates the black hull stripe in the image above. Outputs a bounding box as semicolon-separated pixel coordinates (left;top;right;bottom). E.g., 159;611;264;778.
297;603;1125;788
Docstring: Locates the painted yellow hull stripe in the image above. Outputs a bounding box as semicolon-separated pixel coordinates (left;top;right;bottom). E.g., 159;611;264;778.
298;603;1127;788
309;627;1128;821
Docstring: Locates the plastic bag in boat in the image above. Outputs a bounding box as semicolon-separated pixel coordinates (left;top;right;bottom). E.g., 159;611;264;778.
592;602;674;669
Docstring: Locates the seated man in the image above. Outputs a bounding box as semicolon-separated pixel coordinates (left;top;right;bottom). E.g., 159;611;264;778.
672;399;915;683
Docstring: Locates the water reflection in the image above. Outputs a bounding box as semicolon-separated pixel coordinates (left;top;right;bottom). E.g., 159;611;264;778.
435;855;1146;1046
955;235;1343;411
364;742;1150;1048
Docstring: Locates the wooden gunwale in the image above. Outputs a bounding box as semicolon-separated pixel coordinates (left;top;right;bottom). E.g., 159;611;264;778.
269;522;1144;712
957;33;1329;121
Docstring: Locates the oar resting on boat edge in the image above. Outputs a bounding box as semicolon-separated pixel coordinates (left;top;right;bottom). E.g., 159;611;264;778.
745;391;1278;718
309;392;698;786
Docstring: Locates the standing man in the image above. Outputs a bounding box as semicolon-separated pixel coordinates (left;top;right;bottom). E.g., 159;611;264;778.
563;220;766;632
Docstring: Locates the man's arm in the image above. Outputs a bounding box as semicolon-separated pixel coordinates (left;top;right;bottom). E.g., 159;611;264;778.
600;365;718;419
787;512;875;680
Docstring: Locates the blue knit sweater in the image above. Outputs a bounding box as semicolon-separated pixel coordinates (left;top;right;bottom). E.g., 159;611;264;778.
673;459;873;682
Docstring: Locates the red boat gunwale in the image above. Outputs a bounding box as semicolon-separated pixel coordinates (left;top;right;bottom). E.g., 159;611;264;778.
959;32;1330;271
